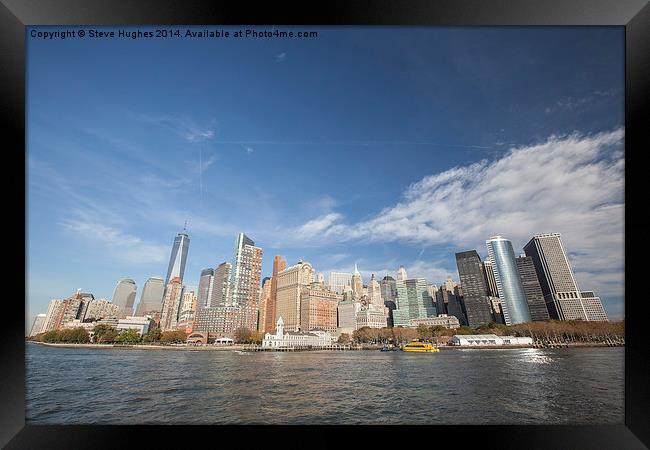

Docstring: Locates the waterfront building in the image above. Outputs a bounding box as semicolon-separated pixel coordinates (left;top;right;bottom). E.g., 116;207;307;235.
165;228;190;285
392;278;437;327
83;299;120;321
61;319;95;332
43;299;64;332
192;306;244;339
197;268;214;308
482;261;499;297
210;262;232;307
486;236;531;325
29;313;47;336
436;283;467;325
300;282;341;333
275;260;315;332
351;264;364;300
379;275;397;327
229;233;263;331
523;233;608;321
160;277;184;331
455;250;493;327
258;277;272;332
111;278;137;318
515;256;550;321
116;316;151;335
135;277;165;316
264;256;287;332
337;299;362;334
450;334;533;347
262;317;335;348
397;265;408;281
409;314;460;329
176;289;198;333
489;297;506;324
356;306;388;329
328;271;353;295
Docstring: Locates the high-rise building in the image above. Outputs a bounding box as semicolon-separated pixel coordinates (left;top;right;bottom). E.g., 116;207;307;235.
275;260;315;331
300;282;341;333
455;250;493;327
397;265;408;281
379;275;397;327
486;236;531;325
160;277;184;331
165;228;190;285
329;271;353;294
337;299;362;334
43;299;65;332
193;306;245;339
515;256;550;321
523;233;608;321
111;278;137;318
351;264;364;300
176;289;198;333
482;261;499;297
264;256;287;332
29;313;47;336
436;281;467;325
392;278;436;327
230;233;263;331
84;299;120;321
367;274;383;307
135;277;165;316
197;268;215;308
258;277;272;332
210;262;232;307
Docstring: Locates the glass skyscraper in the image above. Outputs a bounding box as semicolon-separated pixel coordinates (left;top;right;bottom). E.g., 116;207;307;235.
486;236;531;325
455;250;493;327
392;278;436;327
111;278;137;318
165;229;190;286
135;276;165;316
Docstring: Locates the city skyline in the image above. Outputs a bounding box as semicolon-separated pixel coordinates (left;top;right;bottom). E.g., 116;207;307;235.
27;26;624;331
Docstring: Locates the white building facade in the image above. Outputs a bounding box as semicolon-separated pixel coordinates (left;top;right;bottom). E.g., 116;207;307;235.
262;317;335;348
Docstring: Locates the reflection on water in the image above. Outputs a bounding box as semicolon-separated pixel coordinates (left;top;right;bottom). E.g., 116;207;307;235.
25;344;623;425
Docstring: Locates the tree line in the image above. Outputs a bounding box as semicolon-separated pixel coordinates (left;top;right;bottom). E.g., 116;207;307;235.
29;325;189;345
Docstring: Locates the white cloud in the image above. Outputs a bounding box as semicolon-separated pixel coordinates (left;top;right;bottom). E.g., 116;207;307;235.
276;52;287;62
295;129;624;299
60;220;168;265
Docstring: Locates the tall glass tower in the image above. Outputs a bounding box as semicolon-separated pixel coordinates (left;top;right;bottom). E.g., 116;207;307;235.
486;236;531;325
135;276;165;316
112;278;137;318
165;228;190;286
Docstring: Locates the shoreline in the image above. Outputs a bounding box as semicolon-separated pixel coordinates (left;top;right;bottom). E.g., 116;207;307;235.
27;341;624;352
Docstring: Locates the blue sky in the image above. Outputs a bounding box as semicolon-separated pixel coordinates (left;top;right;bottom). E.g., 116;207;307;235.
27;26;624;331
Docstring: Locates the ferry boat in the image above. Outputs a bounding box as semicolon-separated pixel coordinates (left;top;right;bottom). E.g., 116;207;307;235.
402;340;440;353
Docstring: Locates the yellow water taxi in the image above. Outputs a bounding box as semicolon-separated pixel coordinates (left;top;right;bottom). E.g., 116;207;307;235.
402;341;440;353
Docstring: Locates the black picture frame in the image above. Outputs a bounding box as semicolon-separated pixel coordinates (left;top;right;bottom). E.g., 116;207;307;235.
3;0;648;448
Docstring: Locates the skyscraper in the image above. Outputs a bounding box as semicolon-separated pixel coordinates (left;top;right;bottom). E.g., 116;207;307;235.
379;275;397;327
351;264;364;299
486;236;531;325
515;256;550;321
29;314;47;337
111;278;137;318
328;271;352;294
135;277;165;316
482;261;499;297
523;233;608;321
455;250;493;327
160;277;184;331
165;228;190;285
230;233;263;331
258;277;272;332
210;262;232;307
367;274;383;307
392;278;436;327
396;265;408;281
264;256;287;332
197;268;215;308
275;260;315;331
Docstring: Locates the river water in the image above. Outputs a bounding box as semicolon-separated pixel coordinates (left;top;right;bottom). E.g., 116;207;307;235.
25;343;623;424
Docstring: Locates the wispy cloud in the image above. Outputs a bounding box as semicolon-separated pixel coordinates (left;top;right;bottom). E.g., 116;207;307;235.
545;88;620;114
275;52;287;62
131;113;217;142
60;220;168;265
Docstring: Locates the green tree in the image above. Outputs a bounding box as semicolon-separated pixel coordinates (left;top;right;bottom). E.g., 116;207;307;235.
337;333;351;344
116;328;142;344
98;329;118;343
142;327;162;343
92;324;115;342
66;327;90;343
